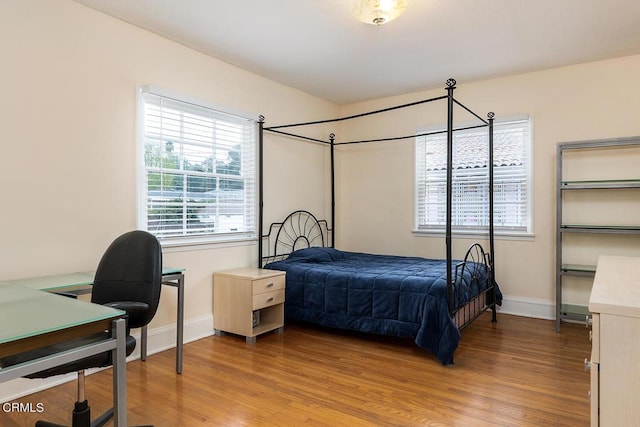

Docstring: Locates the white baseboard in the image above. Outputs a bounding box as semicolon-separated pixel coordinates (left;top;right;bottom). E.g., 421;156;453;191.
497;295;555;320
0;314;214;403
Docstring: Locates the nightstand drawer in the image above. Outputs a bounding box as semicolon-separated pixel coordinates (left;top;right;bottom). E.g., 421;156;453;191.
253;289;284;310
252;275;285;295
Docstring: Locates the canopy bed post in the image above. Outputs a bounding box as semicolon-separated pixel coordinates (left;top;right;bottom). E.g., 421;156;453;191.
258;115;265;267
487;112;497;322
330;133;336;248
445;78;456;313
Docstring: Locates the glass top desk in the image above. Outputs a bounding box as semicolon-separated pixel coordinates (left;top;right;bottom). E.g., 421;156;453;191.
0;285;128;426
5;267;186;374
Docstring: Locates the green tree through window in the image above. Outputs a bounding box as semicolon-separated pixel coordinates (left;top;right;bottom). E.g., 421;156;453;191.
139;88;256;241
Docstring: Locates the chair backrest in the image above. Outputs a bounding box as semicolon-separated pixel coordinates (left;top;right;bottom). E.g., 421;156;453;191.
92;230;162;329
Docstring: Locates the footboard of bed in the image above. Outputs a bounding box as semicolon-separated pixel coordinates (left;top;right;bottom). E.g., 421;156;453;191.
451;243;498;330
453;290;495;329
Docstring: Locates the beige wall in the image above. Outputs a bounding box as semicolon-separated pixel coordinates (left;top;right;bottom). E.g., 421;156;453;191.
0;0;337;339
336;56;640;308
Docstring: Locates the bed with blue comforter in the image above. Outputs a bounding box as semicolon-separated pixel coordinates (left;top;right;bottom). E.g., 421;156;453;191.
264;246;501;365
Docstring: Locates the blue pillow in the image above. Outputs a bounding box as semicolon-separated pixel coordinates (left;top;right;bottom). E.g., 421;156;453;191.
287;247;347;263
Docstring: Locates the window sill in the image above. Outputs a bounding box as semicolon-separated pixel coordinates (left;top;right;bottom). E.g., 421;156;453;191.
412;229;534;241
159;235;256;253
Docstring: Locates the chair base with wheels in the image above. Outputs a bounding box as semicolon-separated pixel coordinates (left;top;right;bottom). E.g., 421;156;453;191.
34;380;110;427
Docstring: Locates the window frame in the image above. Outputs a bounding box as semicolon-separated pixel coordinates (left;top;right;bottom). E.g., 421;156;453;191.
413;115;534;240
136;85;259;248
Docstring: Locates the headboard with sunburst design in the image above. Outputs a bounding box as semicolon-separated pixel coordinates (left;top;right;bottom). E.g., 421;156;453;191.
261;210;331;266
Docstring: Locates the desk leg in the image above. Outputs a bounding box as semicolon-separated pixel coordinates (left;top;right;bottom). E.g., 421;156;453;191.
141;325;147;361
158;273;185;374
112;318;127;427
176;274;184;374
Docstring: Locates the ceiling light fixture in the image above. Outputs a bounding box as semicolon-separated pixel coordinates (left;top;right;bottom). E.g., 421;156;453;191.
352;0;407;26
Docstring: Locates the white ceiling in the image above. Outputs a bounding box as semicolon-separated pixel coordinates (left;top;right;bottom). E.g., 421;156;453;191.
76;0;640;104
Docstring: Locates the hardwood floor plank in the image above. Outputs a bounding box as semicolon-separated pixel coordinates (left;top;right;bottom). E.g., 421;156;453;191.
0;313;591;426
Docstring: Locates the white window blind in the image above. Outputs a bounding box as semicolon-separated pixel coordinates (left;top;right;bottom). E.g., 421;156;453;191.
139;90;256;242
415;118;531;234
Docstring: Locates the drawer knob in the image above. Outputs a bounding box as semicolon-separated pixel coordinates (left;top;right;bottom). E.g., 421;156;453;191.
584;358;592;372
267;282;274;288
267;297;274;302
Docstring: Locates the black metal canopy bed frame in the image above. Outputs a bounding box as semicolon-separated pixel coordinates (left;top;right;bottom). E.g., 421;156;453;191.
257;79;499;364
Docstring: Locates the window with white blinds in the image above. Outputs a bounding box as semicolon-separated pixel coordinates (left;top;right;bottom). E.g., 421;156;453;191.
138;88;257;243
415;117;531;234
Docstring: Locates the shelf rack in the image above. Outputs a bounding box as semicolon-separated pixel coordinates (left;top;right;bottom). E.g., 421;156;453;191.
555;136;640;332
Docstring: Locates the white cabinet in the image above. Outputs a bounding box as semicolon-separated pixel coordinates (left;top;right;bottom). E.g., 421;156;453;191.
588;256;640;426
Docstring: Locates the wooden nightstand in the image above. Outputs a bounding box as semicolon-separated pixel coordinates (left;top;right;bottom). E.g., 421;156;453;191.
213;268;285;344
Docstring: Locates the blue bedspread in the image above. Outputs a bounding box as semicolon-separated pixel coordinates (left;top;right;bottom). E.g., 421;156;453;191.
264;247;501;365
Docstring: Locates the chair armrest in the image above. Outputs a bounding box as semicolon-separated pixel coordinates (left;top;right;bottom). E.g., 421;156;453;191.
104;301;149;316
104;301;151;331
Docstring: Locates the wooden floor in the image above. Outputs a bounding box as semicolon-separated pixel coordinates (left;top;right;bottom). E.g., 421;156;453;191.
2;313;591;426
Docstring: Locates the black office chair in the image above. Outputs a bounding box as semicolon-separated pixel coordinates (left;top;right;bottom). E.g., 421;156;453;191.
0;230;162;427
92;230;163;335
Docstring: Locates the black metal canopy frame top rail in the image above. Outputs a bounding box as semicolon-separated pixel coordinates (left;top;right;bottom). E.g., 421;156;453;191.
258;78;496;317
